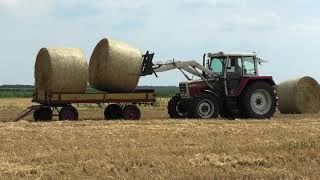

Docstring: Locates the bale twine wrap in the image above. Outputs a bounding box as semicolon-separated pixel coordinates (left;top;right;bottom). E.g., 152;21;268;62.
277;76;320;114
89;38;143;92
35;48;88;94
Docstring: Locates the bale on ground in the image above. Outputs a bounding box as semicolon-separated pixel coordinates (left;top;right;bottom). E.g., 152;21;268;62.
277;76;320;114
35;48;88;94
89;38;143;92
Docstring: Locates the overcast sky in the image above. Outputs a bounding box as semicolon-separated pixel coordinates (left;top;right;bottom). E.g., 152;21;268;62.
1;0;320;86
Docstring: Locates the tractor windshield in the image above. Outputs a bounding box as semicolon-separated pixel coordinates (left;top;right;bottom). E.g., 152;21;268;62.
210;57;226;76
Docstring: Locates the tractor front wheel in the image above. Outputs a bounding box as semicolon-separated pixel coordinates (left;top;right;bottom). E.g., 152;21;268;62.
240;82;277;119
167;95;189;118
191;93;219;119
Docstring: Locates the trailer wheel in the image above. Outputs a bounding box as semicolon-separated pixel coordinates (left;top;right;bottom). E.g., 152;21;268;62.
34;107;52;121
122;105;141;120
59;106;78;121
104;104;122;120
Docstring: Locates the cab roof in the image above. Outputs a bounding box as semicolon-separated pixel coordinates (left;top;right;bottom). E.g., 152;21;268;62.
208;52;256;58
208;51;267;63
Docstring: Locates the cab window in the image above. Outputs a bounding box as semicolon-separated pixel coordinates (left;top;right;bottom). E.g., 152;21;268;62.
227;57;243;77
210;57;225;75
243;57;256;75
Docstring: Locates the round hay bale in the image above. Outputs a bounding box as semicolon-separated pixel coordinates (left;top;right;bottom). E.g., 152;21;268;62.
35;48;88;94
89;38;143;92
277;76;320;114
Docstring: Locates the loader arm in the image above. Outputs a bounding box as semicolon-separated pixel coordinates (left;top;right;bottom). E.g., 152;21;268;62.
153;60;217;78
140;52;217;89
140;52;216;78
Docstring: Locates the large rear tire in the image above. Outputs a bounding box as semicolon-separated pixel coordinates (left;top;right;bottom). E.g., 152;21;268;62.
191;93;219;119
168;95;189;118
240;82;277;119
34;107;52;122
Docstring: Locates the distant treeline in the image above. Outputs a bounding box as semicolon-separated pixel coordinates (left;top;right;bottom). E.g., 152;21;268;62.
0;85;178;98
0;89;33;98
0;85;34;90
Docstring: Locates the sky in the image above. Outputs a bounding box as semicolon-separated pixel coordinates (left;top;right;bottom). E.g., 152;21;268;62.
0;0;320;86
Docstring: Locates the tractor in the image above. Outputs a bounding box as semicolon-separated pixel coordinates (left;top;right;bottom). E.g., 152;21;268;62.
141;51;277;119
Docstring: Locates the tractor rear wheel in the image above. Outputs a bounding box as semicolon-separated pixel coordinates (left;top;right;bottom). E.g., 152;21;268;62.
122;105;141;120
191;93;219;119
104;104;123;120
59;106;78;120
167;95;189;118
34;106;52;121
240;82;277;119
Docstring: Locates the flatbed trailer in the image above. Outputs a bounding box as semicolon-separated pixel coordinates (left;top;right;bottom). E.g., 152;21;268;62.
15;89;156;121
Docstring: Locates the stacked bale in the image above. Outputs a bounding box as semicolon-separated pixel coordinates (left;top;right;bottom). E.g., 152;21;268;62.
89;38;143;92
35;48;88;94
277;76;320;114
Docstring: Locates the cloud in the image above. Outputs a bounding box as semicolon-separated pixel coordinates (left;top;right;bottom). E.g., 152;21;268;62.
290;24;320;32
0;0;19;9
182;0;248;8
289;18;320;32
226;12;282;31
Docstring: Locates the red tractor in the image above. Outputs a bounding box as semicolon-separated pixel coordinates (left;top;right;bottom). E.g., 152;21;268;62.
141;51;277;119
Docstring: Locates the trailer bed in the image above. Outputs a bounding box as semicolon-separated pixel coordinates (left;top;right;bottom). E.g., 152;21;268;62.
33;89;155;105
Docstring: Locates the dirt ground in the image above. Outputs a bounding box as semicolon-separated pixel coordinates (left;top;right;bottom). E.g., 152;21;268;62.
0;98;320;179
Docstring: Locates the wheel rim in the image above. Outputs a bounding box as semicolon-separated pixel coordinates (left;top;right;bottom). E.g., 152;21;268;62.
197;99;214;118
63;110;76;120
176;101;187;117
123;106;140;120
60;107;77;120
250;89;272;115
126;109;138;119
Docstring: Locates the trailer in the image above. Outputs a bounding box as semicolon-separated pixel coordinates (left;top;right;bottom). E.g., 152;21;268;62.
15;89;156;121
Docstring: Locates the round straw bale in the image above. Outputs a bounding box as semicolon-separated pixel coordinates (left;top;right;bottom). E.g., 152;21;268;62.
35;48;88;94
89;38;143;92
277;76;320;114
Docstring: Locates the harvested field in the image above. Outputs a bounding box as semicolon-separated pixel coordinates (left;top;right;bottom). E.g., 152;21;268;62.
0;98;320;179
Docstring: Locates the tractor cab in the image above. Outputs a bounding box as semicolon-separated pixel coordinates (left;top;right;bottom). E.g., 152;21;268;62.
206;52;262;96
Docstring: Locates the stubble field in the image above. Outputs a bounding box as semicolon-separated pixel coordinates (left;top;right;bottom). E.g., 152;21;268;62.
0;98;320;179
